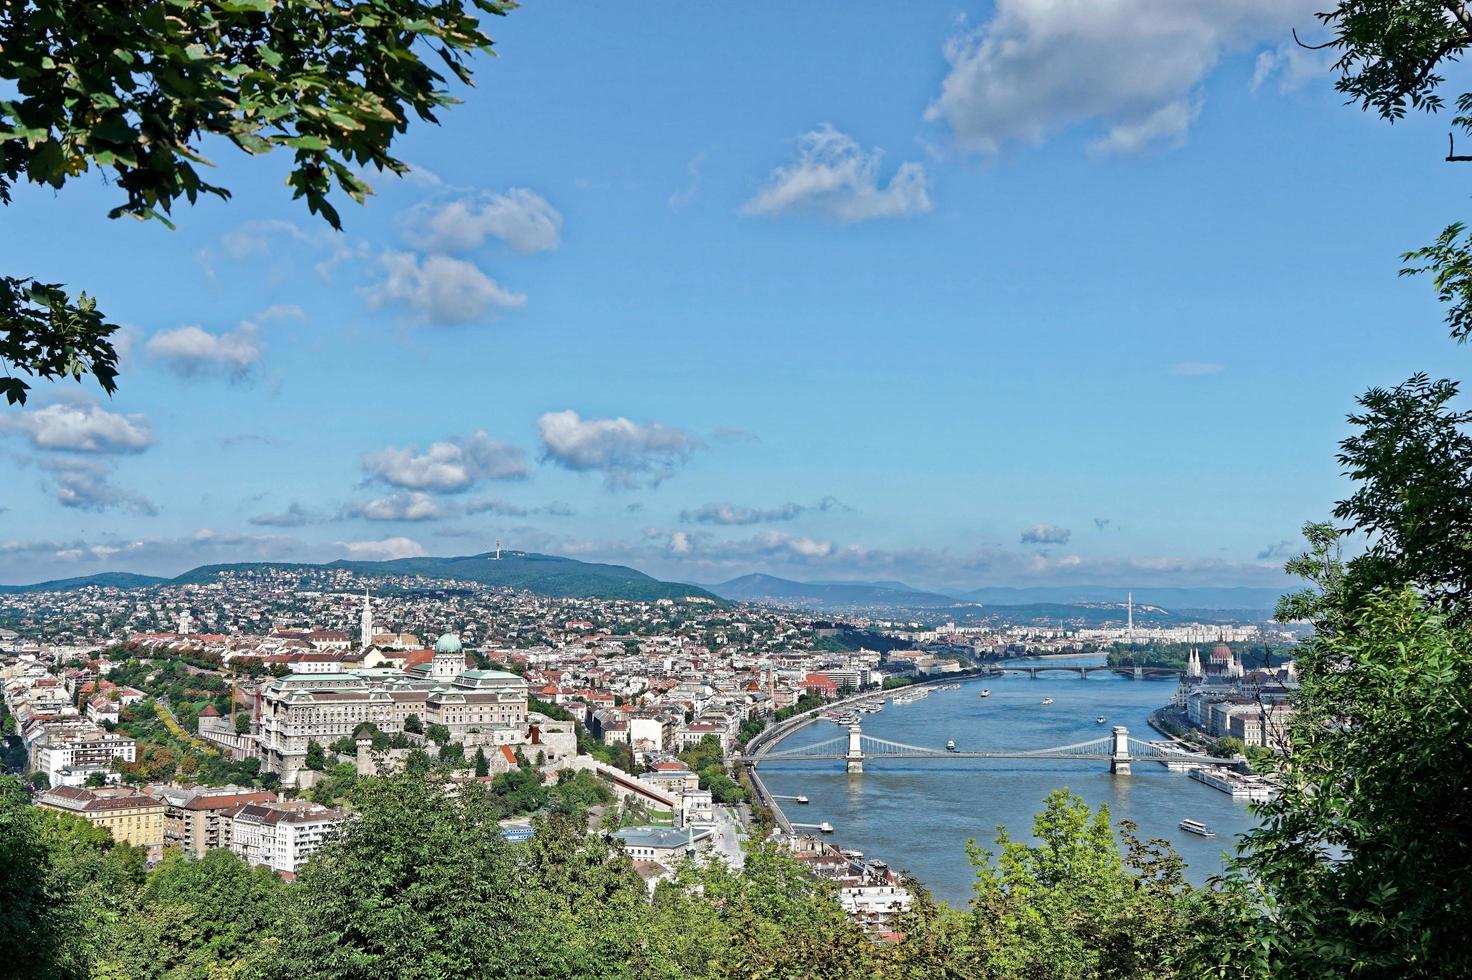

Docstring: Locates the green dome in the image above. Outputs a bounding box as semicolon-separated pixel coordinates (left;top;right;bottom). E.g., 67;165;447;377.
433;633;462;655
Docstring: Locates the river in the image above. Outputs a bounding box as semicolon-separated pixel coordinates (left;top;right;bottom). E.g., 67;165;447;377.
756;655;1260;906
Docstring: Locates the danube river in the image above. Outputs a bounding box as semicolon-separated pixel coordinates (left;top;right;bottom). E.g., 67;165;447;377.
757;655;1261;906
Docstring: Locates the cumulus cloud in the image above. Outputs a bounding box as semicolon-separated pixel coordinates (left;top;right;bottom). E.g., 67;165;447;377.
368;251;526;324
339;536;428;561
361;432;528;493
742;125;932;222
1020;523;1071;545
147;323;264;379
219;219;308;259
1251;40;1333;94
680;496;842;526
537;410;701;489
0;402;153;453
926;1;1319;155
409;188;563;254
465;498;574;518
1257;539;1296;561
248;502;319;528
665;529;838;562
36;457;157;515
344;491;447;522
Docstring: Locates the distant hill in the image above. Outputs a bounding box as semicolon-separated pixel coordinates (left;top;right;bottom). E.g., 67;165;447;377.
0;572;168;595
960;586;1286;611
708;574;960;609
5;553;716;603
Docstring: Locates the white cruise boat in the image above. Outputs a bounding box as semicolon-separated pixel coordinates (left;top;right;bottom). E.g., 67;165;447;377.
1179;819;1215;838
1041;697;1054;705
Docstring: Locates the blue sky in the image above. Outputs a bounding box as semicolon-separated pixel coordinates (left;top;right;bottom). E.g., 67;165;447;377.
1;1;1468;589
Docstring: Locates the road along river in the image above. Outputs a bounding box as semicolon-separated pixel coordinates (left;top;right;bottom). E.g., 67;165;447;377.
754;656;1260;905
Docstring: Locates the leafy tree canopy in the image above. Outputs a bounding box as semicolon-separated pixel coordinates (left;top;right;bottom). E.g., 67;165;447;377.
0;0;512;404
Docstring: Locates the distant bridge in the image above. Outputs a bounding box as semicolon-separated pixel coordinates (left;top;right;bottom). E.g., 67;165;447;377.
739;721;1228;775
987;664;1184;680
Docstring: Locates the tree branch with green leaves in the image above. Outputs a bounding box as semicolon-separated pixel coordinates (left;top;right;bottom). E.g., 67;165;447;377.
0;0;513;404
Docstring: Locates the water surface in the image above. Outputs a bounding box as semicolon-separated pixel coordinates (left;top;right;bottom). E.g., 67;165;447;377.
758;656;1259;905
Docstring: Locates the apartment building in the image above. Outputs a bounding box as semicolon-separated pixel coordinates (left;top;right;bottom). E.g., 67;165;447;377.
37;785;166;860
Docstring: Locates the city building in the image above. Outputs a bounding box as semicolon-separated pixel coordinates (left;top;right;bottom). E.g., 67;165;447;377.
36;785;166;859
226;799;347;876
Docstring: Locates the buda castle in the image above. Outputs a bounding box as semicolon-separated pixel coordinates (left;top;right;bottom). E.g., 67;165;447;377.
258;630;529;786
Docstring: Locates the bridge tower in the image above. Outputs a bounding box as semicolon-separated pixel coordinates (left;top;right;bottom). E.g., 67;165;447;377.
1110;725;1132;775
845;723;864;774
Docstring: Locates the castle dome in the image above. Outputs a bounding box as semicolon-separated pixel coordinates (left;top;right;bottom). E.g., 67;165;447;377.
1211;642;1232;661
434;633;463;655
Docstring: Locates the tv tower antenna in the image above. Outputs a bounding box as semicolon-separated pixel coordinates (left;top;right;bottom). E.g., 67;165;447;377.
495;540;502;560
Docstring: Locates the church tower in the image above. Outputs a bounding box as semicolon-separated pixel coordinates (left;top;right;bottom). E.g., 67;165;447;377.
360;590;373;650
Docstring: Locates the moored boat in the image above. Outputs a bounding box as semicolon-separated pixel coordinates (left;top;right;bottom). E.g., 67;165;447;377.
945;739;957;752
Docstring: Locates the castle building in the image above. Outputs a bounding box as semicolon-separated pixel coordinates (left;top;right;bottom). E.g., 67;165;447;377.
256;632;529;785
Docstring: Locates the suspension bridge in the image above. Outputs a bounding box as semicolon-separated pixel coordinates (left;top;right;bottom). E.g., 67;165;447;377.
739;721;1229;775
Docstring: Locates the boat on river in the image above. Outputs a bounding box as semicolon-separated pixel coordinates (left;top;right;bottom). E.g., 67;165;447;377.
1041;697;1054;705
1096;715;1107;724
945;739;957;752
1179;819;1215;838
978;689;991;698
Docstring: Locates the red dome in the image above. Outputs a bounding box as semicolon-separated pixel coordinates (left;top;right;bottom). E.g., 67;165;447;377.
1210;643;1232;660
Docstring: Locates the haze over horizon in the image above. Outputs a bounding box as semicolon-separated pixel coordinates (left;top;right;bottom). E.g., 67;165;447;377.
2;2;1463;589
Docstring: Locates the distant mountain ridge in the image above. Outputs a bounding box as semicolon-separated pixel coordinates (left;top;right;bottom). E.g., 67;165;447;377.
0;572;169;595
959;585;1285;611
1;552;716;602
708;574;961;608
706;575;1284;612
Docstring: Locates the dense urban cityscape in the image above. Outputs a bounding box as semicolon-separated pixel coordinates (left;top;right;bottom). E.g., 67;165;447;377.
2;560;1300;937
5;1;1471;976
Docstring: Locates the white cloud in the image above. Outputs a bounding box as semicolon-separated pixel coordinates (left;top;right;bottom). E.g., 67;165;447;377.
0;402;154;453
1090;97;1201;155
369;252;526;325
249;502;319;528
36;457;157;515
742;125;932;222
1020;523;1071;545
339;536;428;561
409;188;563;254
465;498;574;518
147;323;263;379
1251;41;1333;94
680;497;842;526
345;491;446;522
537;410;701;489
926;1;1320;155
361;432;528;493
219;219;308;259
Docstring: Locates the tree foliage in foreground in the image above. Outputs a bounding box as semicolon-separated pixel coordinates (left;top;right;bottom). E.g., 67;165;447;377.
0;0;512;404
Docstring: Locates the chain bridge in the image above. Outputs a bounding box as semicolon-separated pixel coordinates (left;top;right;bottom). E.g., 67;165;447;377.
740;721;1227;775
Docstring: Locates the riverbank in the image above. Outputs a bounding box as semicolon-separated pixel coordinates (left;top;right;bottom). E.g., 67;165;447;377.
753;660;1260;899
743;670;995;833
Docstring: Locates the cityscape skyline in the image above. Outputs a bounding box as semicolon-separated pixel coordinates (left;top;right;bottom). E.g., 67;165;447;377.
2;2;1466;588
